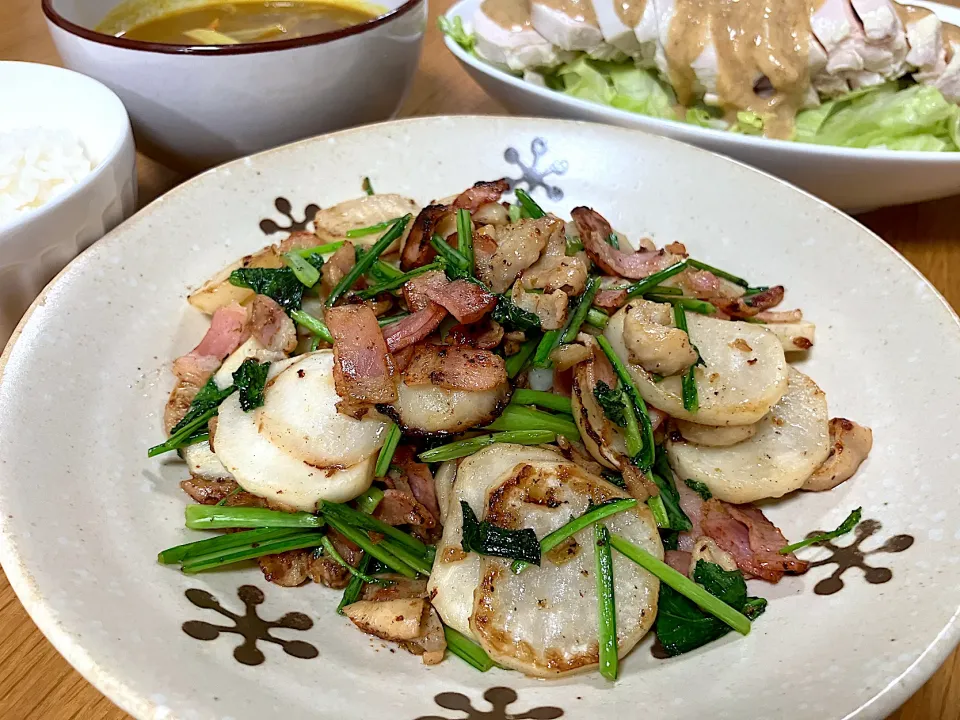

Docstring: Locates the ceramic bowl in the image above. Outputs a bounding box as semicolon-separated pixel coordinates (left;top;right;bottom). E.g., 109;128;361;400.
43;0;427;172
441;0;960;212
0;61;136;345
2;116;959;720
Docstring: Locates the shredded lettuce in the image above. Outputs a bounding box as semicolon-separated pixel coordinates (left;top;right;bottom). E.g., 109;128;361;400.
543;53;959;151
438;16;475;53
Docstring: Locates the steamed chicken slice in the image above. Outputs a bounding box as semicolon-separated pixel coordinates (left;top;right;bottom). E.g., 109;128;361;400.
530;0;620;57
213;351;389;510
604;307;789;426
810;0;907;87
427;444;663;677
900;5;960;102
666;367;831;504
473;0;572;71
590;0;659;62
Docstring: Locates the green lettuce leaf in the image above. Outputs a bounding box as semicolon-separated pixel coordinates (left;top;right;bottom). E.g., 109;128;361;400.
607;65;677;119
796;82;959;151
555;57;614;104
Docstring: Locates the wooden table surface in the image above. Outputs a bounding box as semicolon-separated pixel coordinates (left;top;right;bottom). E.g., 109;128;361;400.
2;0;960;717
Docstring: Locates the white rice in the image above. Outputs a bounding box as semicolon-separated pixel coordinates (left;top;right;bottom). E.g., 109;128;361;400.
0;128;94;226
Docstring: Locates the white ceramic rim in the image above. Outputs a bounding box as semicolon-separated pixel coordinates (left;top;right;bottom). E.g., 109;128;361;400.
1;116;958;720
0;61;133;238
442;0;960;166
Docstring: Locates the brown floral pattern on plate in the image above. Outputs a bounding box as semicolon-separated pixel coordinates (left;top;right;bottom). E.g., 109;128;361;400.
181;585;318;665
806;518;914;595
259;197;321;235
415;687;563;720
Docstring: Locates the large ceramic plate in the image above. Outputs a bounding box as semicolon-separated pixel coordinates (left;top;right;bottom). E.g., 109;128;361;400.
442;0;960;212
1;116;959;720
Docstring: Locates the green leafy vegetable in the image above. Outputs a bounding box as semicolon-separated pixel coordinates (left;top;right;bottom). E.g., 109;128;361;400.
652;447;692;531
456;208;474;274
338;554;373;614
647;494;670;528
624;261;689;300
355;486;385;515
685;258;749;288
508;204;523;224
780;507;863;555
586;307;609;330
169;377;234;437
560;276;601;343
460;501;541;566
607;232;620;249
345;218;400;238
655;560;766;657
184;505;323;530
673;305;699;413
283;251;322;287
646;295;717;315
327;215;411;306
430;234;472;280
290;309;333;344
374;423;402;477
232;358;270;412
362;176;375;195
505;335;540;378
229;267;305;312
684;479;713;501
595;336;655;469
485;405;580;442
320;535;391;586
593;380;627;427
492;294;542;332
511;388;573;415
437;15;475;52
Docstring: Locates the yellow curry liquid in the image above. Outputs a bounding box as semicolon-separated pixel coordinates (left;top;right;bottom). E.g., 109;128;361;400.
120;1;378;44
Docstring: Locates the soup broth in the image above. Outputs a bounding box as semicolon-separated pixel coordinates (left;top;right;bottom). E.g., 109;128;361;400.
119;1;379;45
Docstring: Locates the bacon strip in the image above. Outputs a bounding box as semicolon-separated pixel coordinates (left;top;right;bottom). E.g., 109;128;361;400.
402;344;506;392
326;305;397;416
449;319;504;349
452;178;511;212
715;286;786;319
594;288;628;311
423;276;497;324
701;500;808;582
382;305;447;354
401;205;450;270
249;295;296;353
571;207;684;279
320;242;356;298
394;446;442;523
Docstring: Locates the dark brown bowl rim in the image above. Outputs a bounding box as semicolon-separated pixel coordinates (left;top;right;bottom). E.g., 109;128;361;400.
42;0;424;55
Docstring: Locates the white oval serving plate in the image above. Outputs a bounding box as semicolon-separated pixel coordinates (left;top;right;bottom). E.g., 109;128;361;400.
442;0;960;212
1;116;959;720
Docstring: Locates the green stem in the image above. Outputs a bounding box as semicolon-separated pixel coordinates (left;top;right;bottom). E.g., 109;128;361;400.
647;495;670;528
532;329;564;368
609;533;751;635
625;261;689;300
595;336;655;469
456;208;474;273
319;501;429;555
686;258;749;288
184;505;324;530
512;498;637;573
374;423;402;477
148;407;219;457
283;252;321;287
158;527;307;565
323;517;417;578
780;507;862;555
621;393;643;458
506;335;540;378
510;389;572;415
356;261;445;299
430;233;471;274
444;625;494;671
320;536;390;585
484;405;580;442
595;523;618;681
327;215;411;306
355;486;385;515
345;218;401;238
514;188;545;219
647;295;716;315
180;532;325;573
377;312;410;328
337;553;373;614
642;285;683;296
362;177;375;195
561;277;601;343
673;305;699;413
379;537;434;576
418;430;556;462
293;240;345;258
291;309;334;343
585;307;609;330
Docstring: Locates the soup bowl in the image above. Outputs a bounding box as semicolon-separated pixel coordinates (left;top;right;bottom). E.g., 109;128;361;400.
43;0;427;171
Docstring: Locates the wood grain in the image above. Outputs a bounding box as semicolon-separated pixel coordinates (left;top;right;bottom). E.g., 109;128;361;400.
1;0;958;717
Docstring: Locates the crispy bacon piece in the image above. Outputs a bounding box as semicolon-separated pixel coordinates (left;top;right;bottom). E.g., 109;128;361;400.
449;318;504;349
422;276;497;324
320;242;356;298
402;344;507;392
701;500;808;582
393;446;442;523
326;305;397;417
164;303;250;432
452;178;511;212
382;305;447;354
716;286;786;319
594;288;628;311
665;550;693;575
401;205;451;270
374;489;436;528
571;207;684;279
403;270;448;312
179;477;240;505
249;294;297;353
